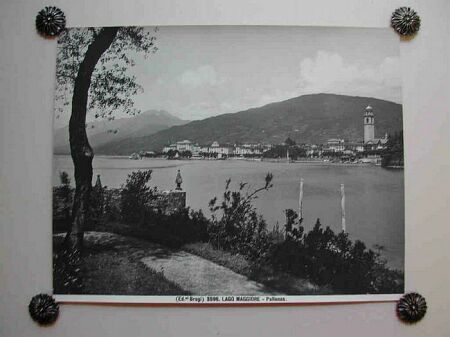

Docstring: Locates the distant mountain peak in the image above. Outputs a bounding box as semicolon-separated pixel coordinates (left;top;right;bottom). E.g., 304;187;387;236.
54;108;188;155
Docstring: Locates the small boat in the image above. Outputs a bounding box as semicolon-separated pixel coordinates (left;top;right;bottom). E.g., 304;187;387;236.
129;153;141;160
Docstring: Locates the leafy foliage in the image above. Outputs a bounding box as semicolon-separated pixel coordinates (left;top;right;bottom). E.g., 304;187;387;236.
90;178;106;227
381;131;404;167
120;170;156;224
262;145;307;159
207;173;274;261
53;171;73;232
55;26;158;121
117;170;208;247
143;208;209;248
166;149;192;159
204;175;403;294
53;168;403;294
284;137;296;146
270;213;403;294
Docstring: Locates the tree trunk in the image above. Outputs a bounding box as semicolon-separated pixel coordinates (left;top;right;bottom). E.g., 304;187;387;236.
65;27;119;250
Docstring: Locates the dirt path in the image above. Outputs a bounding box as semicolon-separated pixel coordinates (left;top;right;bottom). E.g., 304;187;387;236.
141;248;277;295
54;231;278;295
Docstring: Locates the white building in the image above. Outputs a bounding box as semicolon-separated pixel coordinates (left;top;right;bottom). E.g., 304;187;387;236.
162;143;177;153
176;140;193;152
162;140;201;154
200;141;234;157
234;143;264;156
325;138;345;152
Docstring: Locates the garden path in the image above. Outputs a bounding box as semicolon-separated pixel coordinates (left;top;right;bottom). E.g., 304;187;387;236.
141;249;277;295
54;231;277;295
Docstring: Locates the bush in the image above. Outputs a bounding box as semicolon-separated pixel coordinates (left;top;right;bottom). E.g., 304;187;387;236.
144;208;209;248
269;214;403;294
120;170;156;224
103;190;121;221
90;181;106;228
108;208;209;249
206;174;403;294
207;174;274;261
53;171;73;233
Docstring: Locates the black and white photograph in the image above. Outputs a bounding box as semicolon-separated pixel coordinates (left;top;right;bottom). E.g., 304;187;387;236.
52;25;404;303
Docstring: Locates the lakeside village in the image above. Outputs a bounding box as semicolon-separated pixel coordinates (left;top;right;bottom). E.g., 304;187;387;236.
129;106;403;167
54;106;404;296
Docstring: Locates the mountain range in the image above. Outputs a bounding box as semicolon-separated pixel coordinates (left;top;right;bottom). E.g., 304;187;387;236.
53;110;187;154
92;94;402;155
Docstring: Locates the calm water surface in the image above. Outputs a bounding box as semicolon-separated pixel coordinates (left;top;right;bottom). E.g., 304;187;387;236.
53;155;404;270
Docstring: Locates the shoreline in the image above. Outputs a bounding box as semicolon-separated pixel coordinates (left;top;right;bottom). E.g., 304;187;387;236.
54;154;403;168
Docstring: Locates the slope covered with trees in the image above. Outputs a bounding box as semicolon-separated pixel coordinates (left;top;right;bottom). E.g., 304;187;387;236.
98;93;403;154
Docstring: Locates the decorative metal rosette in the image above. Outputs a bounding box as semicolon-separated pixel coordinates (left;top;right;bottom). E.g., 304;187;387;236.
36;6;66;37
28;294;59;325
396;292;427;323
391;7;421;36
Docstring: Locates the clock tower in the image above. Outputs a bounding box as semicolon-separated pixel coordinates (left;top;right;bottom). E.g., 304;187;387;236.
364;105;375;143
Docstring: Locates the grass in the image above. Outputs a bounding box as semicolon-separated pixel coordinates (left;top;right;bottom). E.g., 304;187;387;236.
183;242;252;275
184;242;333;295
82;247;186;295
54;223;332;296
53;232;187;295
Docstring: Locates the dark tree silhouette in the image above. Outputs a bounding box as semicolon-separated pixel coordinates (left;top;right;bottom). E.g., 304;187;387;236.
56;27;158;249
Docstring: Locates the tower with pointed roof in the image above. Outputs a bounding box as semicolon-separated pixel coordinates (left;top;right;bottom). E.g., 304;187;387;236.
363;105;375;143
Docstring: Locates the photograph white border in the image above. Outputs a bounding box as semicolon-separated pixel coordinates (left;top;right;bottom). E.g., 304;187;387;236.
52;24;405;305
54;294;403;304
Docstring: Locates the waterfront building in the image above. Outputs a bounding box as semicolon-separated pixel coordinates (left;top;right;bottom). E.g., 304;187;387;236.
325;139;345;152
176;140;193;152
162;140;201;155
162;143;177;153
209;141;234;156
345;142;365;153
199;141;234;157
234;143;264;156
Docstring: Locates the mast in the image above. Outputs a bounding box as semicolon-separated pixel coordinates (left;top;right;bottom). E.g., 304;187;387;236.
299;178;304;219
341;183;346;232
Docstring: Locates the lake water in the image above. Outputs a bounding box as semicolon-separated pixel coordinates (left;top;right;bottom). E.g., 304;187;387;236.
53;155;404;270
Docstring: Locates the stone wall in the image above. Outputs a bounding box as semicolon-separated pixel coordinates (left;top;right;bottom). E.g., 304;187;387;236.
149;190;186;214
102;188;186;215
53;187;187;224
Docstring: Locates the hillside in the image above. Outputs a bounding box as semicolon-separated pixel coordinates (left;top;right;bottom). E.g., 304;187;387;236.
53;110;187;154
96;94;403;155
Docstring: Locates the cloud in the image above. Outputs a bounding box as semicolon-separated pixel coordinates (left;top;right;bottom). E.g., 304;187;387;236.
178;65;224;88
298;51;402;103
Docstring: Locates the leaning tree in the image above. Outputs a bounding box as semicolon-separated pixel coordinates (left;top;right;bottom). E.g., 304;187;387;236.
55;27;158;249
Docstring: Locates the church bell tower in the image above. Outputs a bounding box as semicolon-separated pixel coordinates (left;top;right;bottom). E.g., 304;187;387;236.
364;105;375;143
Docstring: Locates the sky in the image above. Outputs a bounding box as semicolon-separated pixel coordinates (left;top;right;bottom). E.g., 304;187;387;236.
55;26;401;127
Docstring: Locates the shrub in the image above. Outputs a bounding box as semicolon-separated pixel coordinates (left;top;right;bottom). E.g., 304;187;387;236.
120;170;156;224
103;189;121;221
207;174;274;261
269;213;404;294
53;171;73;233
90;180;106;228
110;208;209;249
145;208;209;248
